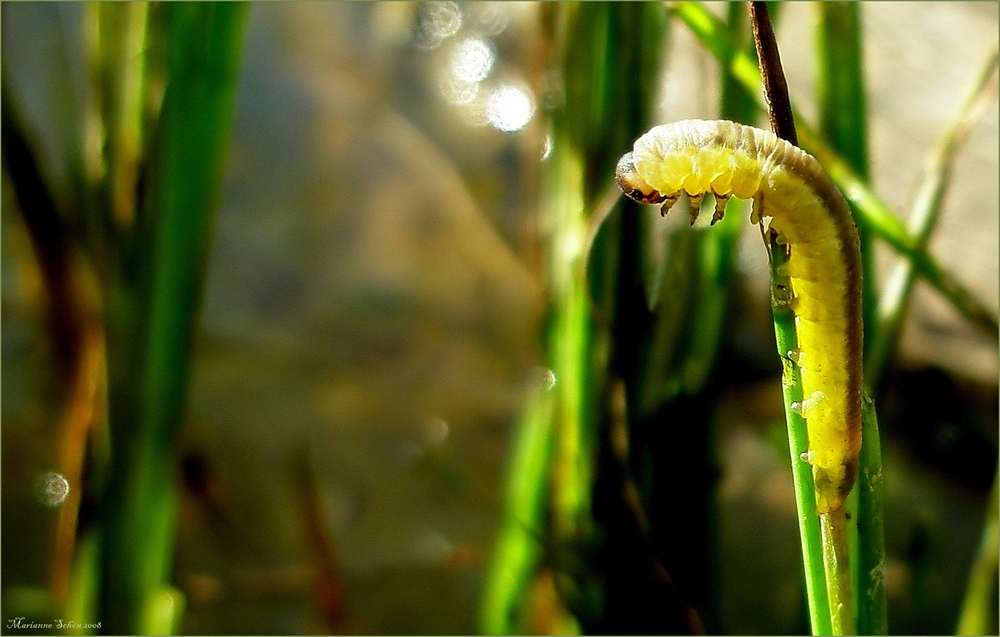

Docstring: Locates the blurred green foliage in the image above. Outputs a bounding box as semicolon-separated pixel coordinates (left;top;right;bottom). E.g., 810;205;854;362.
4;3;248;633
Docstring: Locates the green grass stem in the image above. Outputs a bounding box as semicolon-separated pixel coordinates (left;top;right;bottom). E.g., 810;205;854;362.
482;4;668;630
768;236;832;636
479;384;557;634
956;472;999;635
814;2;877;356
99;4;248;633
856;395;887;634
820;510;854;635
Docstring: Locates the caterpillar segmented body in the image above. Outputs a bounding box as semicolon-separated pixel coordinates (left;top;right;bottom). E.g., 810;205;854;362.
616;119;863;513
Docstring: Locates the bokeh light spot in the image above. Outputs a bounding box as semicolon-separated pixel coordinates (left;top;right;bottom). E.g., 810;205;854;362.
449;36;495;83
486;84;535;132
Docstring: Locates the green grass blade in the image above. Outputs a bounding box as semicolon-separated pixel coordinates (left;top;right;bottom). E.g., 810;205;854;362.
799;128;999;340
813;5;874;630
856;395;887;635
865;48;999;386
718;2;757;123
815;3;869;178
99;4;248;633
673;1;752;397
479;384;557;634
90;2;149;228
674;1;999;338
956;472;999;635
752;5;856;630
814;2;877;358
483;3;669;631
768;235;832;636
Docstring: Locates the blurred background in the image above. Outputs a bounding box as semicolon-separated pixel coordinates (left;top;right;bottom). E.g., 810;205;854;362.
2;2;997;635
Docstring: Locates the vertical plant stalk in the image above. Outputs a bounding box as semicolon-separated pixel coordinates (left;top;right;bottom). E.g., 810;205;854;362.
88;2;150;229
480;4;599;630
293;447;347;632
815;2;876;351
813;4;888;632
856;395;887;635
479;382;558;635
99;4;248;634
1;93;108;610
768;244;832;636
749;3;855;633
818;504;852;634
747;2;796;144
956;472;999;636
482;3;672;632
552;3;680;630
616;113;867;634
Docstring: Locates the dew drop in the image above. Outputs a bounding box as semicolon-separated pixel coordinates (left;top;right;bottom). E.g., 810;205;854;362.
538;368;557;391
423;416;450;444
36;471;70;507
541;134;553;161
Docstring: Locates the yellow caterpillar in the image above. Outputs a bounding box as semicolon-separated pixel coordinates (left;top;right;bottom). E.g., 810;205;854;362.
616;119;863;513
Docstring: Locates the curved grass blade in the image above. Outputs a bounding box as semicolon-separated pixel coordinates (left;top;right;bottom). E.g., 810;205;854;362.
674;1;999;339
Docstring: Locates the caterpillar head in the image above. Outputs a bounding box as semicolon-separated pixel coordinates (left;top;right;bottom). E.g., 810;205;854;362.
616;151;695;221
615;152;667;205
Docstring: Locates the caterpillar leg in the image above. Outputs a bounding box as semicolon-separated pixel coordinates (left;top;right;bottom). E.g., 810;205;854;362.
687;192;704;225
710;193;730;225
658;193;681;217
